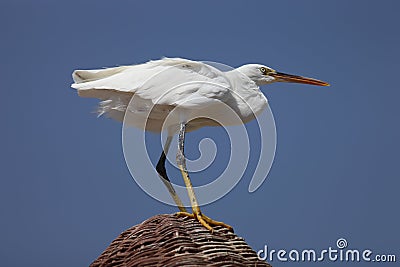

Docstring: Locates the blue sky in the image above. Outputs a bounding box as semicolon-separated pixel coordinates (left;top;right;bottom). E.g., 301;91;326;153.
1;1;399;266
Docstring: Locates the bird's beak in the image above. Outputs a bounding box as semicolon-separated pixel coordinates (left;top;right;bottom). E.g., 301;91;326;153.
271;72;330;86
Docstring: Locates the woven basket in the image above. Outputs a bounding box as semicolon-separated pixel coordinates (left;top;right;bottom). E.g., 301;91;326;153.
91;214;271;267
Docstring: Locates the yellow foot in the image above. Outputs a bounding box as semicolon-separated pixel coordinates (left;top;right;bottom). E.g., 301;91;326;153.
176;211;233;232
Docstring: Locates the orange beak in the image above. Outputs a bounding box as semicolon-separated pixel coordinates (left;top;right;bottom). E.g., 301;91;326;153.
271;72;330;86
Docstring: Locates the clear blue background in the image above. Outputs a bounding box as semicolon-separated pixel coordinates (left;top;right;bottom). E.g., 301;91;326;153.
1;1;399;266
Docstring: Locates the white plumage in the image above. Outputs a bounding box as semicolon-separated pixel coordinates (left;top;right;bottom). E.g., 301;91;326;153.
71;58;271;132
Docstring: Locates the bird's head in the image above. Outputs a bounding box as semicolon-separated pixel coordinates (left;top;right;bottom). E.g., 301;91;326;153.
236;64;329;87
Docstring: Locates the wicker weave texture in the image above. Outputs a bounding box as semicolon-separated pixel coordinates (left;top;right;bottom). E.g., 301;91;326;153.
91;214;271;267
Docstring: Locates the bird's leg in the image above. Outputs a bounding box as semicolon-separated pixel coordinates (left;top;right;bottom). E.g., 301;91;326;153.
156;135;187;212
175;123;233;232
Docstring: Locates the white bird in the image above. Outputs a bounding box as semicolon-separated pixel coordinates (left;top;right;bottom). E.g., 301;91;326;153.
71;57;328;232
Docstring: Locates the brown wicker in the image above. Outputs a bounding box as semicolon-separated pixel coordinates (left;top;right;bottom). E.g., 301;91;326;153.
90;214;271;267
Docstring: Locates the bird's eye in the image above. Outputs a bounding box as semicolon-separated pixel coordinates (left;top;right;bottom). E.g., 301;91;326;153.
260;67;267;74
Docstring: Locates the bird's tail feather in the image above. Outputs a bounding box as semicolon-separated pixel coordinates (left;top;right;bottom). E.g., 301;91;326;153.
72;66;128;84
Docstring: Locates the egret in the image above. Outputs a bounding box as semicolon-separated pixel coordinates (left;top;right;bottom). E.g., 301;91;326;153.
71;57;329;232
